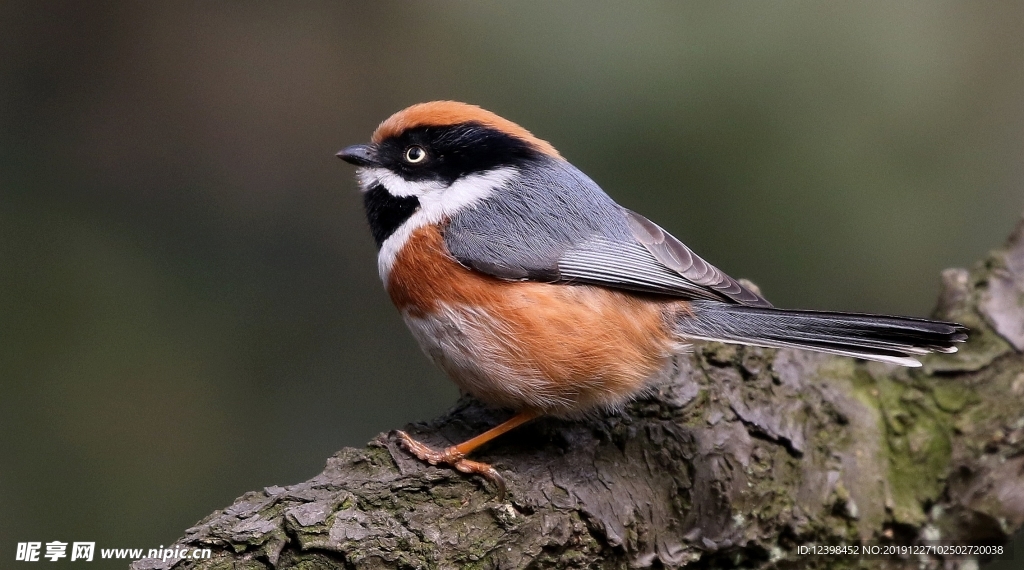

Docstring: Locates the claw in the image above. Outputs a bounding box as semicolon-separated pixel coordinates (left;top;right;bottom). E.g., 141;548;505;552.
395;430;507;500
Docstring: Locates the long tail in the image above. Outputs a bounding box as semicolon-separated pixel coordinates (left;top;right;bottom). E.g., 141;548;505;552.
676;300;969;367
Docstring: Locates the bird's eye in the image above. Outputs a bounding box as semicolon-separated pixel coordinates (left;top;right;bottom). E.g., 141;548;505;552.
404;146;427;163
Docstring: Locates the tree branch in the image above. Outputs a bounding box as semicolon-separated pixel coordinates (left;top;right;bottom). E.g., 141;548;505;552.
132;214;1024;570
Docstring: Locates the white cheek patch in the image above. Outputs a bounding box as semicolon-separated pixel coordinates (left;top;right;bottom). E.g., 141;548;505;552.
357;167;518;283
357;167;445;198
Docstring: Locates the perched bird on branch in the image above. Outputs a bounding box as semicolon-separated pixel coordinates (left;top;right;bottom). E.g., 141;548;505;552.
337;101;967;496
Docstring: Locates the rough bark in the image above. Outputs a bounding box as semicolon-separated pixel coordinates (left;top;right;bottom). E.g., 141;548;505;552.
132;214;1024;570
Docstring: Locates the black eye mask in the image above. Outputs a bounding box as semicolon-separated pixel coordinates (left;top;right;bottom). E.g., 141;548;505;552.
377;123;544;184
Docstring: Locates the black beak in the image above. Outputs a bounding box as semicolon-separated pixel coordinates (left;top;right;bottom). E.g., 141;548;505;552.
336;144;378;167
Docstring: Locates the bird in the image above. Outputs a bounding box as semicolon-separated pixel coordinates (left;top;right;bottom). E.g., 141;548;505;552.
337;101;968;497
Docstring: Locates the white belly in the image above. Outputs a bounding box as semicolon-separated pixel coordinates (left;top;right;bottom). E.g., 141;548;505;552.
402;304;570;410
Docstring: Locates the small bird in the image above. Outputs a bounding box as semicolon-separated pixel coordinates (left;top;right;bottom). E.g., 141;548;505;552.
338;101;967;496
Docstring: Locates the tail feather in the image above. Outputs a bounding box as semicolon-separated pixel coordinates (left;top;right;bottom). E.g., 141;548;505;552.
677;300;969;367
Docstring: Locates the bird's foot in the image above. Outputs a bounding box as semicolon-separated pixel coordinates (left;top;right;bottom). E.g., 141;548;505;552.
394;430;507;500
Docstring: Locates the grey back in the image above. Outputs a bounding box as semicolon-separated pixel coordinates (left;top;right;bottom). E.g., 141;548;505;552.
444;157;771;306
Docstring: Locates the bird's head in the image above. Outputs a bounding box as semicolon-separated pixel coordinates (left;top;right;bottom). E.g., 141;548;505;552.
337;101;560;248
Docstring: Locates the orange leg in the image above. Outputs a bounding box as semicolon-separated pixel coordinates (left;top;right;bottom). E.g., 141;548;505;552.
395;410;539;500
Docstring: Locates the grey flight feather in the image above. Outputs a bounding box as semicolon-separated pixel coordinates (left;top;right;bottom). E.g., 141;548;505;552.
443;157;770;306
621;209;771;307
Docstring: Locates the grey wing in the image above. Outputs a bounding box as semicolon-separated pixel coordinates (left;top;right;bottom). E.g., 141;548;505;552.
443;158;772;307
616;209;771;307
554;209;771;307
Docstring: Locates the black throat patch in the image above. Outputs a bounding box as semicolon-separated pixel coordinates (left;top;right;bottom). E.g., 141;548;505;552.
363;183;420;247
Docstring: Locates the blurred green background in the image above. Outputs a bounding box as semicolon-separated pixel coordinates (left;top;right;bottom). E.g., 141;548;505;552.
2;2;1022;568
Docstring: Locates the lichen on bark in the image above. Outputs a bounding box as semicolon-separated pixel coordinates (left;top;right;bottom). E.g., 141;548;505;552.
131;214;1024;570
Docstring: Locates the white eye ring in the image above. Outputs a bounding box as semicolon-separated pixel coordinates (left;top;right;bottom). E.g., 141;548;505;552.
404;146;426;163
